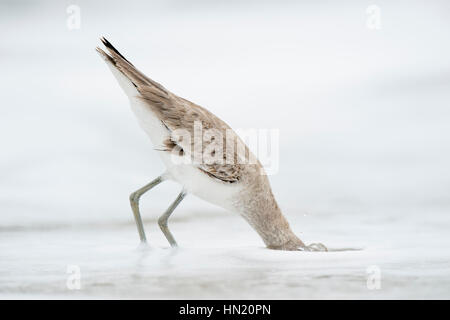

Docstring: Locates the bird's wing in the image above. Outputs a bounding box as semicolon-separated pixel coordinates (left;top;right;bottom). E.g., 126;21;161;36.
97;37;246;183
158;96;246;183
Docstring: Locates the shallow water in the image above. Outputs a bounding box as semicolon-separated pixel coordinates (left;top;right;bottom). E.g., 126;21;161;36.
1;0;450;299
1;208;449;299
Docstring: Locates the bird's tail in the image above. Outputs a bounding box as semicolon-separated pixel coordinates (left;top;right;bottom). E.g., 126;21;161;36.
96;37;167;98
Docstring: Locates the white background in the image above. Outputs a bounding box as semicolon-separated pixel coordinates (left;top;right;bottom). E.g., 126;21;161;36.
1;0;450;298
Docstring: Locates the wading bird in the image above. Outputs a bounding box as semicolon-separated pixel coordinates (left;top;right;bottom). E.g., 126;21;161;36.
96;37;326;251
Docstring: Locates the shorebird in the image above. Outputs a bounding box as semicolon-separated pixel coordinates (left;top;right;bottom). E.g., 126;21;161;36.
96;37;326;251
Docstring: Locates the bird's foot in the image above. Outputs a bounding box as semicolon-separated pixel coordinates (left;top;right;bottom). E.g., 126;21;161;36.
299;243;328;252
137;241;151;251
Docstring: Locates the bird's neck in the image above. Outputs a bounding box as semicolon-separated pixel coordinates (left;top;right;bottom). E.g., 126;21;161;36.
241;204;304;251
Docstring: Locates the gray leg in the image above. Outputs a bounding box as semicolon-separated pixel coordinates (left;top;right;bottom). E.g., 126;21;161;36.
158;190;186;247
129;175;164;243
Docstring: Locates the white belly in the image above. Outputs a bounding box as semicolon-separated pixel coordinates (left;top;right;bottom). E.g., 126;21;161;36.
129;97;241;211
129;97;173;167
169;163;242;211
